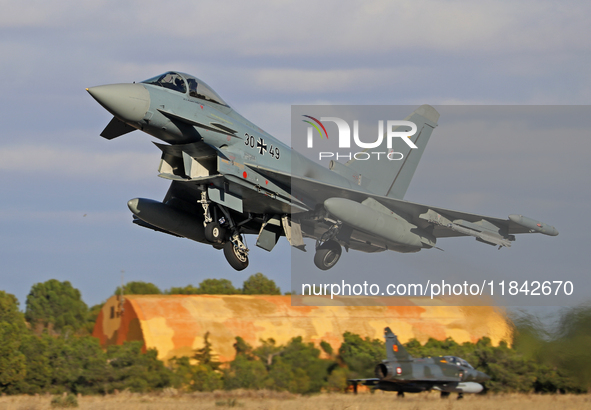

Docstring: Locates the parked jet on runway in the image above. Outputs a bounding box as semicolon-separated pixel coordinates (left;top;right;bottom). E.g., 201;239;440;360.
348;327;490;399
87;71;558;271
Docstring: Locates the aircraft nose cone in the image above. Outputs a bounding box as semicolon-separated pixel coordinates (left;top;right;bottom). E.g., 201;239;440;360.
87;83;150;123
477;371;490;382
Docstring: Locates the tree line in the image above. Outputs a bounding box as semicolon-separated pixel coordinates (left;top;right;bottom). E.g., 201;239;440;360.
1;277;591;394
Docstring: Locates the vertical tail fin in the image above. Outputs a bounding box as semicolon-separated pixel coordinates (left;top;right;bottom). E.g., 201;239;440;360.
346;105;439;200
384;327;413;361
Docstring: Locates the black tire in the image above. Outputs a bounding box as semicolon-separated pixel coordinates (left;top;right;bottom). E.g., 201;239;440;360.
205;222;225;243
313;240;342;270
440;392;450;399
223;240;249;271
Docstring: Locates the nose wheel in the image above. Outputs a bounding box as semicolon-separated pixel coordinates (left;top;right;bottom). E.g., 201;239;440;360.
205;222;225;243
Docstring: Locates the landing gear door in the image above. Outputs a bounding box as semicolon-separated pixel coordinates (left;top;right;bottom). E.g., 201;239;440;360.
256;216;283;252
282;216;306;251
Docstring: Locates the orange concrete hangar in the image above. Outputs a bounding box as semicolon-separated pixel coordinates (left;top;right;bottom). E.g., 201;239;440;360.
92;295;511;362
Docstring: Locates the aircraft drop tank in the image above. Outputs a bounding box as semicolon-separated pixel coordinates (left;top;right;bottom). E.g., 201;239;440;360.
508;214;559;236
127;198;206;243
324;197;436;249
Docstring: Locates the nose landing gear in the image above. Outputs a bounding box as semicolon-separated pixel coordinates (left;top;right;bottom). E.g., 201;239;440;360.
199;190;249;270
204;222;225;243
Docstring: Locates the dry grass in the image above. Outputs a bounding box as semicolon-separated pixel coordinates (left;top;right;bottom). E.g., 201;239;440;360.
1;390;590;410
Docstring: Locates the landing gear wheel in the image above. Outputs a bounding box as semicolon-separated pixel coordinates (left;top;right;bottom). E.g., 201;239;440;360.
223;239;249;271
440;392;450;399
314;240;342;270
397;391;405;398
205;222;225;243
457;393;464;400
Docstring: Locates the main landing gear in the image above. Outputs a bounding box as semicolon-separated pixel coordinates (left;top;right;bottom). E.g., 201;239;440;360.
223;234;249;270
314;223;342;270
314;240;342;270
200;191;249;271
439;391;463;400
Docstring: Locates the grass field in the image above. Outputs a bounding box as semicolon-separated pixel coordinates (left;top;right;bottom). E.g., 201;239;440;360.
1;390;590;410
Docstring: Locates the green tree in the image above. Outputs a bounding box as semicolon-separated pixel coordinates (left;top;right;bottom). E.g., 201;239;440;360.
0;322;27;390
253;338;283;368
25;280;88;333
166;284;201;295
266;357;310;393
190;364;223;391
193;332;221;371
167;280;239;295
170;356;223;392
198;279;239;295
320;340;333;356
551;304;591;391
224;337;267;390
0;291;26;328
106;342;173;393
9;333;52;394
233;336;253;357
326;366;349;391
224;354;267;390
242;273;281;295
278;337;331;393
338;332;385;378
114;281;161;295
46;335;110;395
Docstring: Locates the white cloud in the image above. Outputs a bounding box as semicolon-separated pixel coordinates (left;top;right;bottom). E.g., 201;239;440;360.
2;0;590;56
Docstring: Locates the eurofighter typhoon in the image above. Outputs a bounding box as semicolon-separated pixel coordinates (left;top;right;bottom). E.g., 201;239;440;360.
348;327;490;399
87;72;558;270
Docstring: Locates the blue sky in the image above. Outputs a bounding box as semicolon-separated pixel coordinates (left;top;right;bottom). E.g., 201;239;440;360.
1;0;590;308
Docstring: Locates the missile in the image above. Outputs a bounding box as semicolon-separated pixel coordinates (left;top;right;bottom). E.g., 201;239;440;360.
127;198;206;243
324;197;435;248
508;214;558;236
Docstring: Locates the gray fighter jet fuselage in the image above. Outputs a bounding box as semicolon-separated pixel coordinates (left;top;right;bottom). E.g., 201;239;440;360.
348;327;490;399
87;71;558;270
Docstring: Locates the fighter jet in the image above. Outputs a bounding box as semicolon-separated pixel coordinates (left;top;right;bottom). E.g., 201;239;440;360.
348;327;490;399
87;71;558;271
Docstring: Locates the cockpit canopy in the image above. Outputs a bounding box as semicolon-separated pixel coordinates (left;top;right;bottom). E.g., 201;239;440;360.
141;72;228;107
443;356;474;369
